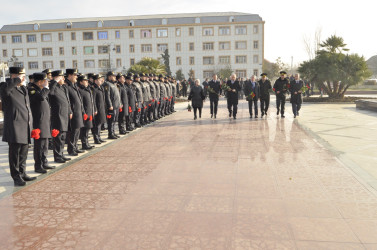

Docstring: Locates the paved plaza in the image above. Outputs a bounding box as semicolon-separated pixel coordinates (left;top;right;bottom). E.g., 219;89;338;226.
0;98;377;249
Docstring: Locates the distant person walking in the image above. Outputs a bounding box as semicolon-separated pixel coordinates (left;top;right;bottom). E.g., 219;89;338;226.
188;79;205;120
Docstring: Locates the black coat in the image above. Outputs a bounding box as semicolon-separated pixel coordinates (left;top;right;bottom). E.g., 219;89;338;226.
0;78;32;144
125;83;136;112
103;80;121;110
65;79;84;129
78;84;95;129
226;80;241;104
117;82;129;117
273;78;290;98
28;83;51;138
208;80;221;101
244;80;260;101
49;80;71;132
258;79;272;99
132;81;144;103
188;85;205;108
289;80;304;104
92;84;107;125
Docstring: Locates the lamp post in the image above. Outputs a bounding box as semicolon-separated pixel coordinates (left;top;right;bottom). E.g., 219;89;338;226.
104;42;115;72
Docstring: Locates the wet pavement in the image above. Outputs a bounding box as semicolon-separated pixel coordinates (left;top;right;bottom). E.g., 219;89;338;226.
0;98;377;249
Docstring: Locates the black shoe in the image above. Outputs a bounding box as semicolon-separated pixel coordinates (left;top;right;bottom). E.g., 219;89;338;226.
82;145;94;150
55;158;66;163
35;168;47;174
23;174;37;181
119;130;128;135
233;116;236;119
211;114;213;118
62;156;71;161
250;116;253;119
76;149;85;153
114;134;120;138
43;165;56;170
99;138;107;143
14;178;26;186
108;134;118;139
294;115;296;118
281;115;285;118
277;110;280;115
194;116;197;120
94;139;102;144
229;112;232;117
214;114;216;119
261;113;264;118
135;124;141;128
68;151;78;156
255;115;258;118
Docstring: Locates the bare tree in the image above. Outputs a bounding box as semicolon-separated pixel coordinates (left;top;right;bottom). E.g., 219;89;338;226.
303;27;322;60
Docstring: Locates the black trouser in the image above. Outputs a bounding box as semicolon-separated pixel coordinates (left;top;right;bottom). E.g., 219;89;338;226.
149;102;155;121
34;138;48;170
276;95;286;115
227;100;238;117
134;104;141;126
118;111;126;132
80;127;90;146
153;101;158;119
126;114;133;130
107;109;119;135
248;99;258;116
210;98;218;115
193;107;202;118
182;88;187;97
53;131;67;160
260;96;270;114
171;99;175;112
292;102;302;115
67;128;80;153
8;143;29;181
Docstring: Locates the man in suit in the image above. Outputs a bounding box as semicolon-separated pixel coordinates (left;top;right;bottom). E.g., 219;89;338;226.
226;74;242;119
273;71;290;118
208;74;221;118
289;73;304;118
258;73;272;118
244;75;260;118
0;67;36;186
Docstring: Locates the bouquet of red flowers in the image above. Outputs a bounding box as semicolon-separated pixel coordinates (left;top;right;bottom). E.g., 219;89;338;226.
187;103;192;112
221;83;231;92
51;129;60;138
128;106;132;113
300;85;309;93
107;115;112;119
246;91;256;101
31;128;41;140
119;107;123;112
89;115;93;121
83;114;88;120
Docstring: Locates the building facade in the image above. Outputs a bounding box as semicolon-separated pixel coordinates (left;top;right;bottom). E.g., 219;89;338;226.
0;12;264;80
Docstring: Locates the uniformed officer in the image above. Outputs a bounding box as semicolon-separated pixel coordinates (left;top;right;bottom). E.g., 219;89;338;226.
158;74;167;118
171;77;177;113
29;72;56;174
208;74;221;118
289;73;304;118
103;71;121;139
27;74;35;88
151;74;160;120
92;74;107;144
146;74;156;122
116;73;129;134
164;77;172;115
132;74;144;127
258;73;272;118
273;71;290;118
0;67;36;186
42;69;52;81
49;70;72;163
125;75;136;131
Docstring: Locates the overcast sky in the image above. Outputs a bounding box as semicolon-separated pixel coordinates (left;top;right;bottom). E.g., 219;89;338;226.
1;0;376;67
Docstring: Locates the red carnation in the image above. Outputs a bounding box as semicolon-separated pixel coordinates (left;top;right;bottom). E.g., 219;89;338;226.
119;108;123;112
89;115;93;121
31;129;41;140
144;106;147;110
152;99;155;102
148;104;151;107
273;88;276;92
83;114;88;120
138;108;141;112
158;101;160;105
51;129;60;138
107;115;112;119
128;106;132;113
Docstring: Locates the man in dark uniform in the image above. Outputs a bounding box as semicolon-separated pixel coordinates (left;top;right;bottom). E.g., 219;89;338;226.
42;69;52;81
170;77;177;113
226;73;242;119
182;79;188;97
244;75;260;118
147;74;156;122
27;74;35;88
65;68;85;155
77;75;95;149
258;73;272;118
0;67;36;186
132;74;144;127
29;72;55;174
208;74;221;118
103;71;121;139
125;75;136;131
92;74;107;144
289;73;304;118
49;70;72;163
150;74;160;120
273;71;290;118
164;77;172;115
140;73;152;124
116;73;129;134
158;74;167;117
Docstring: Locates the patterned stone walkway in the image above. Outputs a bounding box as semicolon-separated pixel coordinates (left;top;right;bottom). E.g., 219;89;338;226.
0;98;376;249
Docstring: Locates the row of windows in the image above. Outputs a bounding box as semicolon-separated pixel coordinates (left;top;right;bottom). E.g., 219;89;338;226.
1;25;259;44
175;55;259;65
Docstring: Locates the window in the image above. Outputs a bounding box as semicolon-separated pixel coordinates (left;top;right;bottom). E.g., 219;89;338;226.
235;41;247;50
203;27;214;36
14;62;24;68
58;33;63;41
129;20;134;26
176;28;181;37
59;47;64;55
141;29;152;38
28;48;38;57
236;56;247;64
2;50;7;57
189;43;194;51
219;42;230;50
83;32;93;40
84;46;94;55
98;31;108;40
116;59;122;67
97;20;103;28
66;22;72;29
72;47;77;55
229;16;235;22
202;42;214;51
34;23;39;31
13;49;23;57
203;56;214;65
176;57;181;65
84;60;95;68
41;33;52;42
203;71;214;79
253;55;259;63
253;41;259;49
12;35;22;43
235;26;247;35
72;60;77;68
189;57;195;65
157;29;168;38
254;69;259;76
219;56;230;64
1;36;6;43
42;48;53;56
43;61;53;69
129;45;135;53
176;43;181;51
195;17;200;23
129;30;134;38
99;59;109;68
157;44;168;52
253;25;259;34
236;70;247;78
27;35;36;43
60;61;65;68
71;32;76;40
162;18;167;25
219;26;230;35
141;44;152;52
189;27;194;36
98;46;108;54
130;58;135;65
28;62;38;69
115;30;120;39
115;45;121;53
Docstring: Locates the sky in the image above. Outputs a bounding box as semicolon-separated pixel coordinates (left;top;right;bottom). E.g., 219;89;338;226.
1;0;376;68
